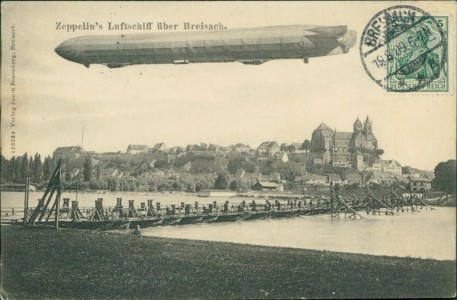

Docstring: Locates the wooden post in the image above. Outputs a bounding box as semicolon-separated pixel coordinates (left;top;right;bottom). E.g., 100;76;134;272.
55;166;61;229
185;204;190;215
330;182;334;216
115;198;123;209
23;178;30;225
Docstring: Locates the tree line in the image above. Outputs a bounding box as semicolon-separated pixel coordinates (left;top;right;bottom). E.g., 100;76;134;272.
2;154;455;195
1;153;54;184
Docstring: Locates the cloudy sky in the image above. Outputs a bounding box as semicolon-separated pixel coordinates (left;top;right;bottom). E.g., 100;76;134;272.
1;1;455;170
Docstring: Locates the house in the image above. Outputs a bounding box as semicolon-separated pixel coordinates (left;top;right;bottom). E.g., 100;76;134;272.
328;174;342;184
235;169;245;179
302;174;328;185
344;173;363;185
259;174;269;182
379;160;402;175
370;162;383;172
395;174;410;185
188;151;216;158
208;143;230;152
257;141;280;156
53;146;83;160
100;168;118;177
169;146;185;154
294;176;304;183
231;143;252;153
367;171;396;185
409;176;432;192
313;158;323;165
241;172;261;181
370;160;402;175
126;144;148;154
152;143;168;152
332;155;352;168
142;170;165;179
252;181;284;192
236;170;261;187
274;151;289;162
268;172;281;183
69;168;80;179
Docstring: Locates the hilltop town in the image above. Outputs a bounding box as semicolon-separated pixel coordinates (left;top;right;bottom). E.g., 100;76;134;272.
1;117;435;193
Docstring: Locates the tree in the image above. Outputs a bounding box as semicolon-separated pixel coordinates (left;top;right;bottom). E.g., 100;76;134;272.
8;156;18;181
65;169;71;182
28;157;34;178
154;160;169;169
19;153;29;182
227;155;256;174
401;166;412;175
96;165;101;180
43;156;52;180
214;172;230;189
32;153;42;182
1;156;10;182
375;149;385;158
83;156;92;182
302;140;311;153
432;160;456;194
229;180;238;191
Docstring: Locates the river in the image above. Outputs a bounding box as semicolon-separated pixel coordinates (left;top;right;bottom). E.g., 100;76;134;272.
142;208;455;260
1;191;455;261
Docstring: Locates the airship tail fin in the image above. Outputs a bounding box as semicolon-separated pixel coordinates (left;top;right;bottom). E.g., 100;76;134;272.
338;30;357;53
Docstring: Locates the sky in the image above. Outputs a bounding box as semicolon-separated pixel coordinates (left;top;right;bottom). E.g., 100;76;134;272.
1;1;456;170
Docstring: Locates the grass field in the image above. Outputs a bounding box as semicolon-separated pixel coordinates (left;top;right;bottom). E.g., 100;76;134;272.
1;226;455;299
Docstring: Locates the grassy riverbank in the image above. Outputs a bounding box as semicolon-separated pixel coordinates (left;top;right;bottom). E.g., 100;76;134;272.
1;226;455;299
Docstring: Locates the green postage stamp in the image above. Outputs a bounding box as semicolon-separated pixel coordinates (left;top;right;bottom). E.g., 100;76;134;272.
361;6;448;92
386;16;448;92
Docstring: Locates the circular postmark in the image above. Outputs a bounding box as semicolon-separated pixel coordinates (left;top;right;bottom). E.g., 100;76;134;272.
360;5;447;92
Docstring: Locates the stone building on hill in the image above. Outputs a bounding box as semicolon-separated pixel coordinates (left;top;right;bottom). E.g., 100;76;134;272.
369;159;402;175
126;144;148;154
53;146;84;161
310;116;378;166
257;141;280;156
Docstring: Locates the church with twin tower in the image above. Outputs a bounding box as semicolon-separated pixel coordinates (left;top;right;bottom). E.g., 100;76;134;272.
310;116;378;167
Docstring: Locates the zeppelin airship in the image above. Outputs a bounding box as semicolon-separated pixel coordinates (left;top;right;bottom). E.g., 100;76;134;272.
55;25;356;68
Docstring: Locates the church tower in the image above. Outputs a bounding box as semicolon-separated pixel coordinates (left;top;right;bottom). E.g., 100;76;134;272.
363;115;373;135
353;117;363;133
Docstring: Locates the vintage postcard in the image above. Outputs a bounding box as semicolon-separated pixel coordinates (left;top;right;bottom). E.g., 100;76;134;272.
1;1;456;299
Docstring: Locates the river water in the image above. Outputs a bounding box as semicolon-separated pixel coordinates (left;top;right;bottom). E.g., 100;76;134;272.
2;191;455;261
